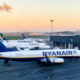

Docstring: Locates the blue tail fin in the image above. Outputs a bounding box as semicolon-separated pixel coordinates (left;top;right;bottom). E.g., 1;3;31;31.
0;41;8;52
0;41;17;52
0;33;7;40
22;33;26;39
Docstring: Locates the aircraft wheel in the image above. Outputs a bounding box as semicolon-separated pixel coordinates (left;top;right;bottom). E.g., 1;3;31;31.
4;60;9;64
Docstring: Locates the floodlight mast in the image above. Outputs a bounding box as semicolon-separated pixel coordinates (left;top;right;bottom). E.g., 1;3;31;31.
50;19;54;36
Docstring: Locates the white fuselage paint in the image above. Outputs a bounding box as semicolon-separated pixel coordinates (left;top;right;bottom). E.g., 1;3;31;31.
2;40;50;49
0;49;80;59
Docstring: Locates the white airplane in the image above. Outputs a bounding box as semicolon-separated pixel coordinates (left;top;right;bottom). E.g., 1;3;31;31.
0;41;79;64
22;33;50;49
0;33;50;50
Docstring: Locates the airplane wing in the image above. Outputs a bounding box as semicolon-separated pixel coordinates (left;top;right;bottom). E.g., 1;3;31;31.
40;55;64;64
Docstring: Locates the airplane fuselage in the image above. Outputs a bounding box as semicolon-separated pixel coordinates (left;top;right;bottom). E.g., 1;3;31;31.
0;49;80;61
2;40;50;49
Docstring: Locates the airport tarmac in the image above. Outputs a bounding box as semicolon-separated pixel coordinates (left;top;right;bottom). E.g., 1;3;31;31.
0;60;80;80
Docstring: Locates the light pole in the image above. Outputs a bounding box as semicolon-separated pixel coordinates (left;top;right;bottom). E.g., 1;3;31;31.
50;19;54;35
50;19;54;48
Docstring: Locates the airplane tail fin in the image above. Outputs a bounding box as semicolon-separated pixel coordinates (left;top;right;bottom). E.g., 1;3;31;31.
0;33;7;40
0;41;8;52
22;33;26;39
0;41;17;52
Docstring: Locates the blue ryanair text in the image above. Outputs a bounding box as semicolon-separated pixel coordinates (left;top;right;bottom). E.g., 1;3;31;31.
42;51;73;56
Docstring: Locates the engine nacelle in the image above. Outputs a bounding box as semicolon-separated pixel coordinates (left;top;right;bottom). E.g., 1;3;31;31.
53;58;64;63
40;57;64;63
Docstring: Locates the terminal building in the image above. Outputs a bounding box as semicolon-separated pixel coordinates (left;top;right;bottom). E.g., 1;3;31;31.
50;35;80;49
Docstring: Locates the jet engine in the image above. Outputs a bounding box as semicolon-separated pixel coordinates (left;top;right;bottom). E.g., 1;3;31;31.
53;58;64;63
40;57;64;64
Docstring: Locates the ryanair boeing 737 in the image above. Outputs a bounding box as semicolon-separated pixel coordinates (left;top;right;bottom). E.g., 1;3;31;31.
0;41;80;64
0;33;50;50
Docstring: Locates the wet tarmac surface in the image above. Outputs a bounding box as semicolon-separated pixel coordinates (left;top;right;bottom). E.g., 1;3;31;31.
0;60;80;80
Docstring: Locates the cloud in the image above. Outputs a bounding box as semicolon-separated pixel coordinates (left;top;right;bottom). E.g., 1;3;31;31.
0;6;3;11
3;2;12;12
0;2;12;12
